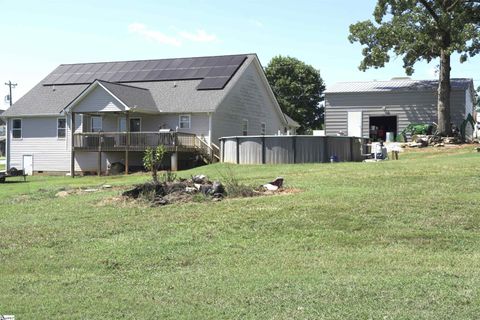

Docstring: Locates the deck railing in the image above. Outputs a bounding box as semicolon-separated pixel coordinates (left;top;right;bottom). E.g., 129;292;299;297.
73;131;197;152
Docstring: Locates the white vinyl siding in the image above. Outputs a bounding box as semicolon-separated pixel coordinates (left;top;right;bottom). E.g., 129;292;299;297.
9;117;71;172
179;114;191;129
212;59;285;143
73;85;126;113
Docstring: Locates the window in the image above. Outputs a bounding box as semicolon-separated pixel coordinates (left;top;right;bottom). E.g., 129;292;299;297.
91;116;102;132
179;114;191;129
119;117;142;132
12;119;22;138
57;118;66;138
261;122;266;135
242;119;248;136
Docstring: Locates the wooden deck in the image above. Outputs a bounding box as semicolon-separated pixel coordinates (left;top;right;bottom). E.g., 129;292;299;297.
73;132;198;152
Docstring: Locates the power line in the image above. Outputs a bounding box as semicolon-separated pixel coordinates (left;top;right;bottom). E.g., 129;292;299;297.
4;80;17;107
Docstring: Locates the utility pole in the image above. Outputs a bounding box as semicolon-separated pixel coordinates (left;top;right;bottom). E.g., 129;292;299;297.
4;81;17;107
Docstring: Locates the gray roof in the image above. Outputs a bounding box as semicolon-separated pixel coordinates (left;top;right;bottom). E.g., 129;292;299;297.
283;113;300;128
96;80;157;113
325;78;473;94
3;54;255;117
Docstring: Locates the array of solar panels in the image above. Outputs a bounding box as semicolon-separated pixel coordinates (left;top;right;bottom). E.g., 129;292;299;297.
42;54;248;90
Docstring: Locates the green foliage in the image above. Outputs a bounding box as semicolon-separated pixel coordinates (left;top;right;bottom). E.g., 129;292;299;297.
2;149;480;318
349;1;480;135
264;55;325;133
349;1;480;75
142;145;166;183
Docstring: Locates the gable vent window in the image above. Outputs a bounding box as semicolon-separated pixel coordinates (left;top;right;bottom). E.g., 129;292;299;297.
261;122;266;135
57;118;66;138
12;119;22;139
179;115;191;129
242;119;248;136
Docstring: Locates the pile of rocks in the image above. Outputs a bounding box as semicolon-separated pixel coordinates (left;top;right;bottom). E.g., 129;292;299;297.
122;174;226;206
407;134;463;148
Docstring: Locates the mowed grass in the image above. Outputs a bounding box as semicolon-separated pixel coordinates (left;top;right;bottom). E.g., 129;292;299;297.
1;146;480;319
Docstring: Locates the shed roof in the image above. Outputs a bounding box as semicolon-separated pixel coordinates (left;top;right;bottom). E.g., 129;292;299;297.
325;78;473;94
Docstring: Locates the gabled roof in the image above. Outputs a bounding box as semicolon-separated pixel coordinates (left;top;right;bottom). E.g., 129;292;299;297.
65;80;157;113
3;54;256;117
283;113;300;128
326;78;473;94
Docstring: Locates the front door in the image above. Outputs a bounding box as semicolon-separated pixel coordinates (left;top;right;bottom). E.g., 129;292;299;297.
23;155;33;175
119;117;141;132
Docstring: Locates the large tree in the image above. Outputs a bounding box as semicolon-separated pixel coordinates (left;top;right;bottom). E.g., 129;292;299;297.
349;0;480;136
264;56;325;133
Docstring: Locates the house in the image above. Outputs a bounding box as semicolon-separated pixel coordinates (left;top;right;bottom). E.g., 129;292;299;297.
1;54;294;175
324;78;475;141
0;110;5;157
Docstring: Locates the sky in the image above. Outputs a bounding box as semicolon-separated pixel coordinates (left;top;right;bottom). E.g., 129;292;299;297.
1;0;479;110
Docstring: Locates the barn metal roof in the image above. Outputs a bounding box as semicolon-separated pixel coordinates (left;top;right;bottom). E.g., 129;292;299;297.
325;78;473;93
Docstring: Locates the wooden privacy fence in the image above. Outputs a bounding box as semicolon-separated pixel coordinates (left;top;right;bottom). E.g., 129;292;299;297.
219;136;367;164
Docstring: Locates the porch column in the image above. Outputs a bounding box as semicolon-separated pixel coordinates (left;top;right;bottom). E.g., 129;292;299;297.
70;112;75;178
125;111;130;175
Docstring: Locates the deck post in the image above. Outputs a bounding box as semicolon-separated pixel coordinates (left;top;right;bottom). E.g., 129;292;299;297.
292;136;297;164
97;132;102;176
171;151;178;171
236;137;240;164
70;112;75;178
125;112;130;175
261;136;266;164
220;139;224;163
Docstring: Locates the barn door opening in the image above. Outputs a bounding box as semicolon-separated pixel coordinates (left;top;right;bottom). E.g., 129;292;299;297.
347;111;363;137
369;116;397;142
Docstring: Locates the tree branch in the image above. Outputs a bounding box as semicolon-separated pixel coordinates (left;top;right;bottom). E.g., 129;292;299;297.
446;0;461;11
419;0;441;23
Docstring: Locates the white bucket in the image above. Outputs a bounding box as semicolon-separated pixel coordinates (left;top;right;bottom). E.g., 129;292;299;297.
386;132;395;142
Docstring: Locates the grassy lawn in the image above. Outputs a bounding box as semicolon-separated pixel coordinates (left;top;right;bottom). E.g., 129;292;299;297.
1;146;480;319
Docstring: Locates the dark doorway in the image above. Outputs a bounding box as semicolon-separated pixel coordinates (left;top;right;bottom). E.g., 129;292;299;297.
369;116;397;141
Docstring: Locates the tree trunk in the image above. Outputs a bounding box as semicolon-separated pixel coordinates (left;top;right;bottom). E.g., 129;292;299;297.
437;49;451;136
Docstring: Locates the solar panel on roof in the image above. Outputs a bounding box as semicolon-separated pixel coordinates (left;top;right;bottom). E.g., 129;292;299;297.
196;77;230;90
42;54;249;90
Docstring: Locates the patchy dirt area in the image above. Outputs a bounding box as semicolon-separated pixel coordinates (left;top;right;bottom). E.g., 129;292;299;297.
120;175;292;206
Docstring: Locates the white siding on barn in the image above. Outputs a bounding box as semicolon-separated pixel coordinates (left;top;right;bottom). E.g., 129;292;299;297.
325;90;467;137
212;59;285;143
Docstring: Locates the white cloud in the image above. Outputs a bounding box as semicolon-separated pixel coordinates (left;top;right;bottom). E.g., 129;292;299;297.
128;23;182;47
178;29;217;43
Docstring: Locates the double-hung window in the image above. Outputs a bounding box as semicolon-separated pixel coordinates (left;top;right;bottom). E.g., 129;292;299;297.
12;119;22;138
242;119;248;136
261;122;266;135
179;115;191;129
57;118;66;138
